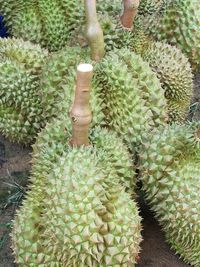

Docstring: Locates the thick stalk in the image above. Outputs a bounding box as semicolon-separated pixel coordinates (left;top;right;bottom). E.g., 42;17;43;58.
70;64;93;147
120;0;140;29
84;0;105;61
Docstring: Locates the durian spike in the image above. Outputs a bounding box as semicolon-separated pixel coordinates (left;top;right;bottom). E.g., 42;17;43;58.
70;63;93;147
84;0;105;61
120;0;140;29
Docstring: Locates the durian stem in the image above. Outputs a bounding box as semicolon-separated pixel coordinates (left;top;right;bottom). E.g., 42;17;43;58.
196;128;200;140
120;0;140;29
84;0;105;61
70;64;93;147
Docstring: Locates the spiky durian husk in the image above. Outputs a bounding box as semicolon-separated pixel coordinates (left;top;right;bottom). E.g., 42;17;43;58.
36;0;70;51
0;0;24;29
40;152;141;266
142;41;193;124
40;46;104;126
136;0;172;33
94;49;167;150
0;0;83;51
0;0;122;51
98;14;135;52
128;29;194;124
129;21;152;57
97;0;121;15
116;49;167;127
12;119;141;266
139;122;200;266
31;117;136;191
147;0;200;70
12;149;142;266
0;60;43;143
0;38;48;143
11;1;44;48
0;38;48;73
138;0;167;16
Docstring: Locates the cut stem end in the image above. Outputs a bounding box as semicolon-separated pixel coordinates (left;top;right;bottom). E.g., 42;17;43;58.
70;63;93;147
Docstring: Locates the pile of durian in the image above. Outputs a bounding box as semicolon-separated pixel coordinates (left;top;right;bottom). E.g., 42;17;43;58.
0;0;199;266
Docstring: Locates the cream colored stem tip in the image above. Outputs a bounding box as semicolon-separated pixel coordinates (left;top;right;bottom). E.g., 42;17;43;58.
77;64;93;73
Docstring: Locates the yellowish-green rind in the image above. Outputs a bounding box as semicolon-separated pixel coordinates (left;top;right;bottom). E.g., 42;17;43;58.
0;38;48;143
94;49;167;150
140;122;200;266
12;118;142;266
142;41;193;124
148;0;200;71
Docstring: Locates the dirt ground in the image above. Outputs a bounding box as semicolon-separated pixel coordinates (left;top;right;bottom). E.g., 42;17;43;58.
0;72;199;266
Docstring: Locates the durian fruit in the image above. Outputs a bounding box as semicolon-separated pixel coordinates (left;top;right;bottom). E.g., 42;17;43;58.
0;38;48;143
141;41;194;124
147;0;200;71
139;122;200;266
12;63;142;266
94;48;167;150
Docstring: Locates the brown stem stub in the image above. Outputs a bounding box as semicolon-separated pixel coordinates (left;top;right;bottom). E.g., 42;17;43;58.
120;0;140;29
70;64;93;147
84;0;105;61
196;128;200;140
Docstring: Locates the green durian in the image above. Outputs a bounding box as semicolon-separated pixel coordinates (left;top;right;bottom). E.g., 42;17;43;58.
12;64;142;265
147;0;200;70
139;122;200;266
12;147;142;266
0;38;48;143
142;41;193;124
94;48;167;150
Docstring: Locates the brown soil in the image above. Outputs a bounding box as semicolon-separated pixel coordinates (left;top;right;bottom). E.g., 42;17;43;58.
0;73;199;267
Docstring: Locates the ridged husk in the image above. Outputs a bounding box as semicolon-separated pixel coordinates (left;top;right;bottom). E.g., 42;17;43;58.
0;38;48;143
138;0;167;16
142;41;193;124
12;117;142;266
94;49;167;151
146;0;200;71
139;122;200;266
